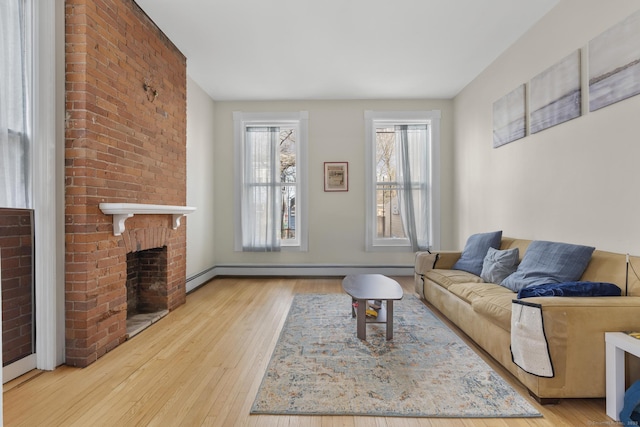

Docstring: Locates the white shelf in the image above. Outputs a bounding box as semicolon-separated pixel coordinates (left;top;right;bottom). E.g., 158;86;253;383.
99;203;196;236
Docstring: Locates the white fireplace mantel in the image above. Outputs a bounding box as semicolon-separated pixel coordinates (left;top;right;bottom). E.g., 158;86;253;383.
99;203;197;236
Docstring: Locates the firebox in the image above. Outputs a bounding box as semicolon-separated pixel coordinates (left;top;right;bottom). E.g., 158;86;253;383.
125;246;170;338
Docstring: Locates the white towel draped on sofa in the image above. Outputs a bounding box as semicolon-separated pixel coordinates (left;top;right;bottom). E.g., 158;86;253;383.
510;300;554;378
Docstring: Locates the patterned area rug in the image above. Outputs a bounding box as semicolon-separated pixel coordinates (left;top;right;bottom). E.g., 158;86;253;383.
251;293;541;418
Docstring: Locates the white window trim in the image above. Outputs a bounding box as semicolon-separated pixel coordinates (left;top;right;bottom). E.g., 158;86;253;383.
33;0;65;370
233;111;309;252
364;110;441;252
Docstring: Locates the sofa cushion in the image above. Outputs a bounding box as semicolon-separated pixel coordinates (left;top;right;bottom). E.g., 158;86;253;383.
471;293;515;332
424;269;484;290
452;231;502;276
501;240;595;292
448;282;515;304
480;247;519;284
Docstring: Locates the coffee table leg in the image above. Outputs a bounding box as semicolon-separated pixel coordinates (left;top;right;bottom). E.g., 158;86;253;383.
357;298;366;340
386;300;393;340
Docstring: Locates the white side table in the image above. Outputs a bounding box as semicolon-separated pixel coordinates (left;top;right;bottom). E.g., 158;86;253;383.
606;332;640;420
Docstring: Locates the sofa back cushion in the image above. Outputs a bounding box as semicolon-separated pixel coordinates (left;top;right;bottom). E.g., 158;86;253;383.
452;231;502;276
583;250;635;295
500;239;634;295
499;237;530;262
501;240;595;292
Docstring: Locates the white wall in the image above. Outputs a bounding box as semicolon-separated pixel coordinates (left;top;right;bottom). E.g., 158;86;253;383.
213;99;454;268
186;77;216;289
453;0;640;254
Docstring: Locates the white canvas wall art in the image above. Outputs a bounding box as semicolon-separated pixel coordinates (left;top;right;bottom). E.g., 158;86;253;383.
589;9;640;112
493;84;526;148
530;50;581;134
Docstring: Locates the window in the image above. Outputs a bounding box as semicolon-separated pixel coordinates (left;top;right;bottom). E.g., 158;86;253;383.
1;0;32;209
365;110;441;251
233;111;308;251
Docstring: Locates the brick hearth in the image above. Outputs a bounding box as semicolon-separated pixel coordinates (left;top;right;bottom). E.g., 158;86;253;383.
65;0;187;367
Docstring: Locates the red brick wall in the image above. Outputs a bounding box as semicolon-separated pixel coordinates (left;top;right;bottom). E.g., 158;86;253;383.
65;0;187;367
0;209;34;366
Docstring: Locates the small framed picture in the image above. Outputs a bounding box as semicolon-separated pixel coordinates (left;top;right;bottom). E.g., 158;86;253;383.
324;162;348;192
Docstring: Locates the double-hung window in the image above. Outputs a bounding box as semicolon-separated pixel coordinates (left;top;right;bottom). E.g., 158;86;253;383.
233;111;308;252
1;0;32;209
365;110;440;252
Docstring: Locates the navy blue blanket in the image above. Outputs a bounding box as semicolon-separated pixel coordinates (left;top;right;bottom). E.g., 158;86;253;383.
517;281;621;299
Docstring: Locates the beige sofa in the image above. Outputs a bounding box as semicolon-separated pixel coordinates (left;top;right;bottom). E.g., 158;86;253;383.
414;237;640;402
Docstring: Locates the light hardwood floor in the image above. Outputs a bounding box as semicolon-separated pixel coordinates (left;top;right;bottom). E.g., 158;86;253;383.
4;277;614;426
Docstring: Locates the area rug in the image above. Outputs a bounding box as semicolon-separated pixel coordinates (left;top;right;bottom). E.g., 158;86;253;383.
251;293;541;418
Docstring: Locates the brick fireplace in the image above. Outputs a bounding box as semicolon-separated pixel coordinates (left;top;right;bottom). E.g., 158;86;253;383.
65;0;187;367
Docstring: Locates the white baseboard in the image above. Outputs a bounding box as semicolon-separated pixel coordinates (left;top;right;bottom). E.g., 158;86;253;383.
186;265;413;292
186;266;217;293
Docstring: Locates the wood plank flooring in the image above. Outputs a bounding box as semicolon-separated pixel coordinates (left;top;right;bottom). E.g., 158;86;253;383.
3;277;614;426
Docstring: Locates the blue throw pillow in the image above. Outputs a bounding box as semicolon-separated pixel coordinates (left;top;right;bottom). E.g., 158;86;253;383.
501;240;595;292
452;231;502;276
517;281;621;298
480;247;519;284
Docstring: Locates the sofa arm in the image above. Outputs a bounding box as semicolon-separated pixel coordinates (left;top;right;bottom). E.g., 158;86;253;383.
414;251;462;297
415;251;439;275
414;252;438;298
517;296;640;398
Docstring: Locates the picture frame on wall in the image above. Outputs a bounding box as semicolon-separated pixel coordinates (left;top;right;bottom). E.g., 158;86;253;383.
324;162;348;192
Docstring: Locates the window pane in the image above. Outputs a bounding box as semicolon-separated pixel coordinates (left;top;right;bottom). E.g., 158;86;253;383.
375;126;396;184
280;184;296;239
246;127;277;184
279;128;296;184
375;127;406;239
376;185;406;239
1;0;31;208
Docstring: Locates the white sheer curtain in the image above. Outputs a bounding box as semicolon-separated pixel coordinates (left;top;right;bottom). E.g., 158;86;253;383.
0;0;31;209
241;127;281;251
396;124;430;251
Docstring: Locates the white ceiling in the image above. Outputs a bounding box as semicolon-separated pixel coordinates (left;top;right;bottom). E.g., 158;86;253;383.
135;0;558;101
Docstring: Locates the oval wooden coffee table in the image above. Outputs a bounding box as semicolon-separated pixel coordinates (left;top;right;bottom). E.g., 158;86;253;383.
342;274;403;341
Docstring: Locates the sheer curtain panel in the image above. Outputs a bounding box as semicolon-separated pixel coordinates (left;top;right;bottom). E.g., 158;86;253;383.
241;127;282;251
0;0;31;208
396;125;430;251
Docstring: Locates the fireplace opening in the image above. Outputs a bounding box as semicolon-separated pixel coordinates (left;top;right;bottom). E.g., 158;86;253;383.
125;246;170;338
